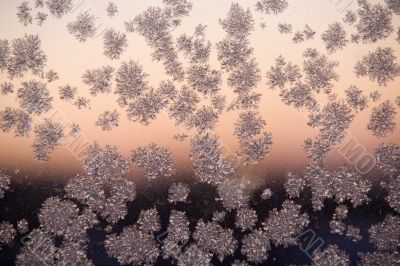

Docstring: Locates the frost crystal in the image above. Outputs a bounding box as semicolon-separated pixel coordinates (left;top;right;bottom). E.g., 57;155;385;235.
0;39;10;72
375;144;400;177
303;137;331;163
169;86;200;125
106;2;118;17
292;31;305;43
131;143;175;180
241;229;270;263
255;0;289;15
321;22;348;53
0;169;11;199
168;182;190;203
105;226;159;265
38;197;79;236
115;60;149;105
217;178;250;210
263;200;309;247
0;222;16;248
356;0;393;43
343;10;357;25
68;122;80;137
8;34;47;78
193;220;237;261
32;119;64;161
381;175;400;213
46;0;72;18
369;90;381;102
368;215;400;252
67;12;97;42
234;111;265;140
59;84;77;101
95;110;120;131
186;64;221;95
17;2;32;26
136;208;161;234
313;100;354;144
346;225;362;242
74;96;90;109
162;210;190;260
261;187;272;200
35;12;48;26
83;143;129;179
103;28;128;60
367;100;397;137
82;66;113;96
355;47;400;86
278;23;292;34
285;172;306;198
303;48;339;93
303;24;316;40
235;207;257;231
0;107;32;137
312;245;350;266
17;80;52;115
17;219;29;234
45;69;58;82
345;85;368;112
190;133;235;185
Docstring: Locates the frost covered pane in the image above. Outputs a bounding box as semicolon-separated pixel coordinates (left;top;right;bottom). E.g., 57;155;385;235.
0;169;11;199
17;80;52;115
17;2;32;26
82;66;113;96
255;0;288;15
103;28;128;60
131;143;175;180
375;144;400;177
190;133;235;185
0;107;32;137
59;84;77;101
321;22;348;54
367;100;397;137
45;0;72;18
8;34;47;78
32;119;64;161
95;110;120;131
106;2;118;17
356;0;393;43
67;12;97;42
354;47;400;86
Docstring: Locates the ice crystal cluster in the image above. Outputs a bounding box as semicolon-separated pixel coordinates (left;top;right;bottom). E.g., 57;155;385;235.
1;0;400;265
